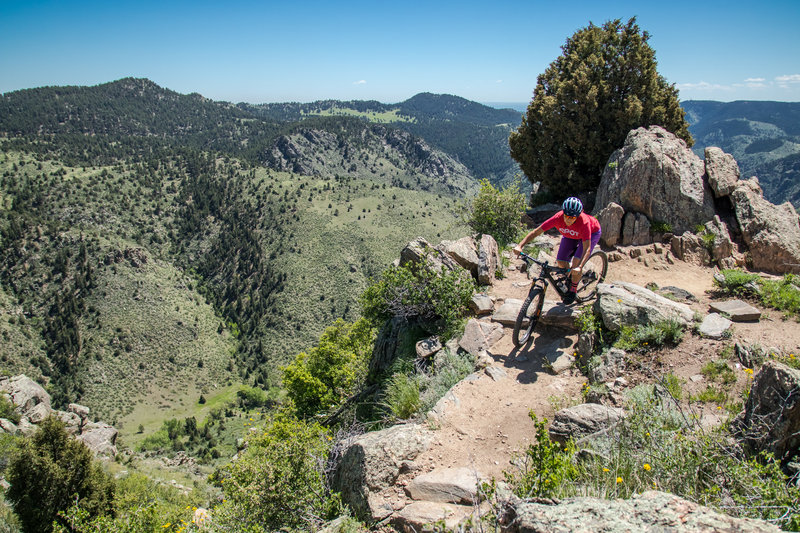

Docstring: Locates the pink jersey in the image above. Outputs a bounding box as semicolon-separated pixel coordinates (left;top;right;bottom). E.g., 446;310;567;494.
541;211;601;241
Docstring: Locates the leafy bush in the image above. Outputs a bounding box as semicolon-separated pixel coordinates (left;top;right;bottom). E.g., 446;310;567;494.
0;396;19;425
209;413;340;532
54;472;203;533
461;177;526;246
282;318;376;419
716;269;800;319
570;386;800;529
503;412;578;499
612;319;685;352
419;348;475;413
360;256;475;335
6;417;115;533
382;373;421;420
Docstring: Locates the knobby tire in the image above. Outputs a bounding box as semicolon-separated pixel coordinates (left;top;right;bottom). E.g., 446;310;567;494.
512;287;545;348
576;251;608;303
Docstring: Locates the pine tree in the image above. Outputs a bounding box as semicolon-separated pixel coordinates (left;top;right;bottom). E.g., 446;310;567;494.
509;18;692;200
6;417;114;532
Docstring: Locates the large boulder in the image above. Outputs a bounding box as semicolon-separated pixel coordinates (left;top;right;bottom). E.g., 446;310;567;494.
502;490;781;532
548;403;626;445
478;234;501;285
595;202;624;247
593;282;695;332
400;237;461;272
444;237;480;277
594;126;716;234
621;212;651;246
730;179;800;274
733;360;800;461
331;423;434;522
0;374;51;418
77;422;118;457
705;146;741;198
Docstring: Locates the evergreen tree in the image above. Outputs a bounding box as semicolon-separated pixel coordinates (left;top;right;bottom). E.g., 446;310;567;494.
509;18;692;199
6;417;114;532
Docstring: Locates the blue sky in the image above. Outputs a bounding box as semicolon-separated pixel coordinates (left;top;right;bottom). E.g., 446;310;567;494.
1;0;798;104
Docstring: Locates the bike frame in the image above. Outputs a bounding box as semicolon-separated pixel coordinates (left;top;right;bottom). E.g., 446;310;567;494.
518;251;572;301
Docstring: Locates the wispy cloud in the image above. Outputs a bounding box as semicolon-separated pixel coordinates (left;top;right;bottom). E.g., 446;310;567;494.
495;79;503;84
676;81;732;92
776;74;800;88
353;80;366;85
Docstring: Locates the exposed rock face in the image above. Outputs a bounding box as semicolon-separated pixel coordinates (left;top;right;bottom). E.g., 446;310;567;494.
734;360;800;462
621;212;650;246
548;403;626;445
459;319;504;356
332;423;435;522
444;237;480;277
502;490;781;532
0;374;51;418
0;375;117;457
595;126;716;235
593;282;695;332
77;422;118;457
706;146;741;197
404;467;482;504
594;202;624;247
731;179;800;274
478;234;502;285
264;125;475;194
400;237;462;272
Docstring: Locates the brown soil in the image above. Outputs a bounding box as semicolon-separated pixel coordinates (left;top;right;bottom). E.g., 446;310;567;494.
410;243;800;485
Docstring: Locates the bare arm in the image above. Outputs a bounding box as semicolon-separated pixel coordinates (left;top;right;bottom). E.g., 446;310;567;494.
513;225;545;256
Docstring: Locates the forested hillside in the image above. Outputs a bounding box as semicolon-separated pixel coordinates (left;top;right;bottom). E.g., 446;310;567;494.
243;91;523;185
0;78;476;428
683;100;800;207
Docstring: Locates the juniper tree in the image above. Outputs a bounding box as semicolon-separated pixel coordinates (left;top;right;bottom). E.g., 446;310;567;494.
510;18;692;200
6;417;114;532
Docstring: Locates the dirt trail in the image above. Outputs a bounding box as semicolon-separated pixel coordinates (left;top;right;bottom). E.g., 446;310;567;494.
410;245;800;484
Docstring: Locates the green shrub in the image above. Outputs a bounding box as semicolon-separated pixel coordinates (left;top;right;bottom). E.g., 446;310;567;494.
613;319;685;352
569;387;800;529
503;412;578;499
714;269;760;295
650;220;673;234
419;348;475;412
701;360;737;386
6;417;115;533
383;373;421;420
54;472;202;533
360;256;475;335
460;177;526;246
0;396;20;425
282;318;376;419
210;413;340;531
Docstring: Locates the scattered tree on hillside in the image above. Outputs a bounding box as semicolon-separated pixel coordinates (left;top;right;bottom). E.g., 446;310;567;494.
509;18;692;200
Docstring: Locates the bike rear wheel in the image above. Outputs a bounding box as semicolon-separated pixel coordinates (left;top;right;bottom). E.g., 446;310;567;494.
576;250;608;302
512;287;545;348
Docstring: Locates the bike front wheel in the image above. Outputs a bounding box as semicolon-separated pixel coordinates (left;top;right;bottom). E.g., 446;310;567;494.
576;250;608;302
512;287;545;348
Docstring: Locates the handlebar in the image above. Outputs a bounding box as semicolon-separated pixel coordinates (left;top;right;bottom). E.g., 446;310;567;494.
518;251;571;275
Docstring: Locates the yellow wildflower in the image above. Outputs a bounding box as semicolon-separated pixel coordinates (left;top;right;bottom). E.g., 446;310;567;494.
643;463;651;471
603;467;610;472
162;525;171;529
616;477;623;484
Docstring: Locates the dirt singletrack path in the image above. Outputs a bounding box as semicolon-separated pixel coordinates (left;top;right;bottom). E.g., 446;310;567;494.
412;246;722;483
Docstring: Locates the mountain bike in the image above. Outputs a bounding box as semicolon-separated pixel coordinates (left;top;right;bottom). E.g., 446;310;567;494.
512;250;608;348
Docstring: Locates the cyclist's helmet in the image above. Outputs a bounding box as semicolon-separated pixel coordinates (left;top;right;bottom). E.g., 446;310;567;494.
562;197;583;217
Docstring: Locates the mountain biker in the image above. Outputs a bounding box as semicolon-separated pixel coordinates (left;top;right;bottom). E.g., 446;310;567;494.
512;197;602;304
